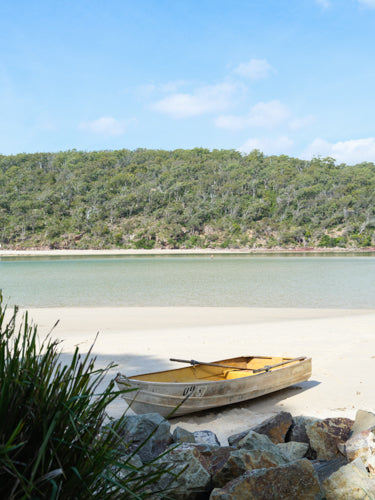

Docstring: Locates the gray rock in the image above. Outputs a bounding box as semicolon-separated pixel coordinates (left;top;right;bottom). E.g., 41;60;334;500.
287;415;321;459
227;430;248;448
115;412;172;463
277;441;309;461
344;430;375;464
287;415;321;444
210;458;324;499
312;457;348;483
151;444;211;499
350;409;375;438
250;411;293;443
228;411;293;447
193;430;220;447
173;426;196;443
322;457;375;499
237;430;282;454
306;417;353;460
212;448;287;488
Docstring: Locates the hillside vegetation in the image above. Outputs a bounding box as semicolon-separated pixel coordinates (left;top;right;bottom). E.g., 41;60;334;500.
0;148;374;250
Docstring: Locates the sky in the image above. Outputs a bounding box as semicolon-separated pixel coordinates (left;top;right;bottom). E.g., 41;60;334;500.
1;0;375;164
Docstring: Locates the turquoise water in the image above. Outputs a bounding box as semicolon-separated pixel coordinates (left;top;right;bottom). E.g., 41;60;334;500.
0;254;374;308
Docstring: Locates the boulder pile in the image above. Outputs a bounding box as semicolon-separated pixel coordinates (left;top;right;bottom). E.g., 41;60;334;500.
113;409;375;499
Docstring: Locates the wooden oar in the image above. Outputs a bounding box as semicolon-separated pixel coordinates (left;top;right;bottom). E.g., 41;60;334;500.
170;358;251;371
252;356;305;373
170;356;305;373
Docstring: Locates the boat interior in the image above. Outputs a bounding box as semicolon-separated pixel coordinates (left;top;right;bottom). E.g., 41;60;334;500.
129;356;304;383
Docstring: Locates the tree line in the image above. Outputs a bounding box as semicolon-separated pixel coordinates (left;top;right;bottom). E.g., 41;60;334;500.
0;148;374;249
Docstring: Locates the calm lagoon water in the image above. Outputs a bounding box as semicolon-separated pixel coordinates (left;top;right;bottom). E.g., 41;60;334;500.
0;254;374;309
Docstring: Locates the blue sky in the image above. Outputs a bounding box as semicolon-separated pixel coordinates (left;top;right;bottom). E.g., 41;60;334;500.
1;0;375;164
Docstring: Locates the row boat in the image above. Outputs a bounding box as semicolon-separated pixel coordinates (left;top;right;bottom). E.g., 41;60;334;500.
115;355;312;417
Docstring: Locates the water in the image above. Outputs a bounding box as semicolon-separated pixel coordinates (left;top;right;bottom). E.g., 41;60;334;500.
0;254;374;308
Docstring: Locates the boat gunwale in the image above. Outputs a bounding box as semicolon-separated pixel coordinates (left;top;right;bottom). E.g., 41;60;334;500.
116;356;311;388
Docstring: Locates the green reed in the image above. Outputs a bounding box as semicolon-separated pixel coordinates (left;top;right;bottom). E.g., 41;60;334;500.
0;296;175;499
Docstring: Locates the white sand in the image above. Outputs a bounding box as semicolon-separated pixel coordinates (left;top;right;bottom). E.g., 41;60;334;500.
1;247;373;257
15;306;375;444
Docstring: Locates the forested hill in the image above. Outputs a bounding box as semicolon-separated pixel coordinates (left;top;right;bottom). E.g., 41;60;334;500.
0;148;374;250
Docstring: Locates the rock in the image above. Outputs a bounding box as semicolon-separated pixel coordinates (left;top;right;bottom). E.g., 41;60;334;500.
322;457;375;499
286;415;321;459
237;430;284;457
228;411;293;447
193;430;220;447
250;411;293;443
344;430;375;464
227;430;248;448
312;457;348;482
277;441;309;461
286;415;320;444
212;448;287;488
110;453;144;483
198;446;234;476
115;413;172;463
151;444;212;499
350;410;375;437
173;426;196;443
210;458;324;499
306;417;353;460
366;455;375;474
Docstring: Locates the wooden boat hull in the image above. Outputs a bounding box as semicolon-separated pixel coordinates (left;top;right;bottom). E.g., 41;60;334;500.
115;356;312;418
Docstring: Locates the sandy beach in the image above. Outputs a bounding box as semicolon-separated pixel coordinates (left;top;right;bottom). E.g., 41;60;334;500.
16;305;375;444
1;247;375;257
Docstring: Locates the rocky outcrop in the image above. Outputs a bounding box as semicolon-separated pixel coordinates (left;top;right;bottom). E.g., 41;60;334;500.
113;409;375;499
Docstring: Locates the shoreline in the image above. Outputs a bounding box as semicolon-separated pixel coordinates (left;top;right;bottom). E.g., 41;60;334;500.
1;247;375;257
14;305;375;444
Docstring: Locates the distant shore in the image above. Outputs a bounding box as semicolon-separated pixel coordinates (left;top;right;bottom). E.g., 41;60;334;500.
1;247;375;257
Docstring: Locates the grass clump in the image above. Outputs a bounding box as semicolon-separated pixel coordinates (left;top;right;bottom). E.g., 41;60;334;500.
0;296;171;499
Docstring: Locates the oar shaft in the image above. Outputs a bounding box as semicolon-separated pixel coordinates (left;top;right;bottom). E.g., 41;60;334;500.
253;356;305;373
170;356;306;373
169;358;248;371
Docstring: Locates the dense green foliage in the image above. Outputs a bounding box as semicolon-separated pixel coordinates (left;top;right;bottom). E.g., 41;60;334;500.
0;298;173;499
0;148;374;249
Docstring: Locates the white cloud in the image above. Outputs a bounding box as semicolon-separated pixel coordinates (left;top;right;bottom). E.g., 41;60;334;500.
315;0;331;8
152;82;237;118
215;100;290;130
137;81;187;99
79;117;126;136
358;0;375;7
238;136;294;155
303;137;375;164
233;58;274;80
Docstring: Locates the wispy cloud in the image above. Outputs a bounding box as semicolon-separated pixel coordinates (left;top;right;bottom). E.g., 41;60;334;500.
303;137;375;164
315;0;331;9
238;136;294;155
152;82;238;118
215;100;290;130
79;117;127;136
358;0;375;7
233;58;274;80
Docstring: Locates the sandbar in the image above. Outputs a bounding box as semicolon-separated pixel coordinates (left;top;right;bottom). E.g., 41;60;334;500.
1;247;375;257
15;306;375;444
